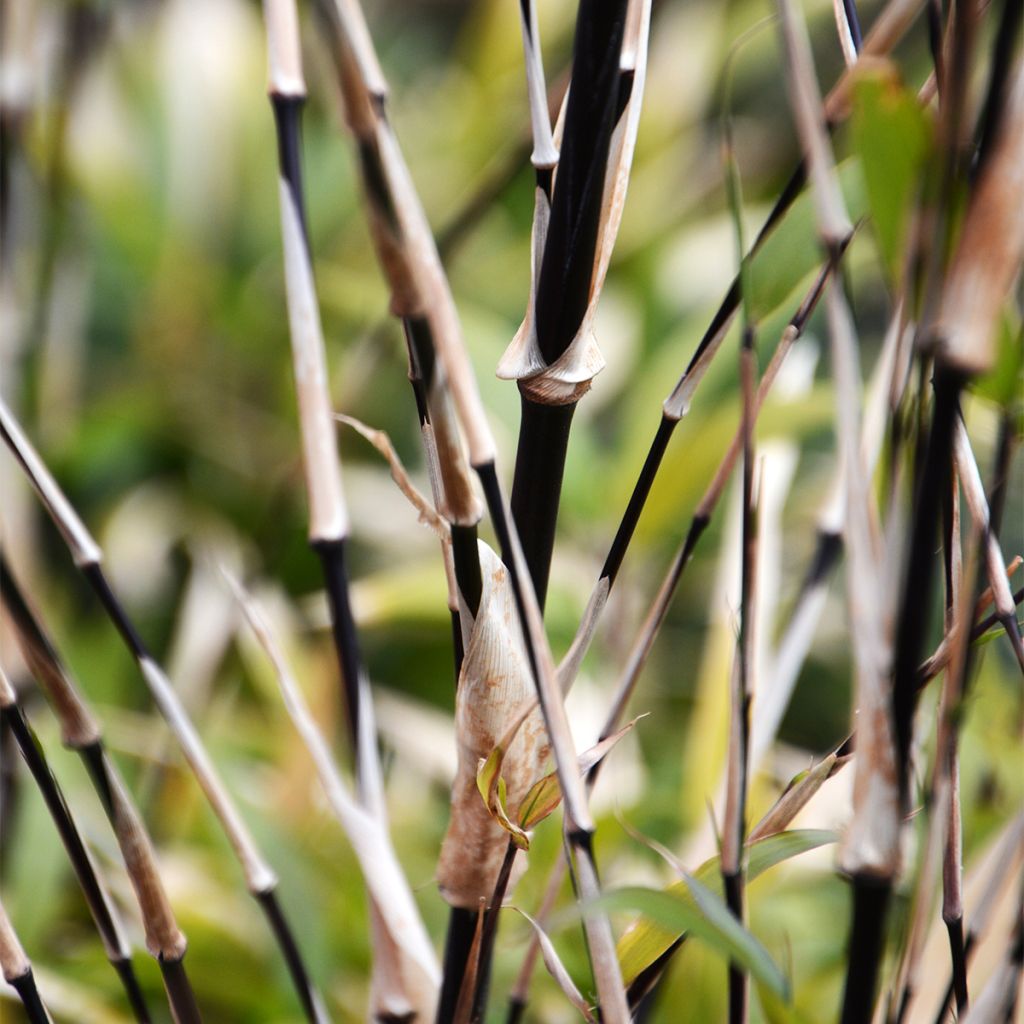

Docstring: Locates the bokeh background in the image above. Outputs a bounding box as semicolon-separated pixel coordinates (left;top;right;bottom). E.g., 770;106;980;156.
1;0;1021;1020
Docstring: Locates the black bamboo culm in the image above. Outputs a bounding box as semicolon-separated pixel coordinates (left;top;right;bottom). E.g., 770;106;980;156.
9;969;52;1024
510;0;629;611
0;700;162;1024
401;317;477;671
462;839;519;1023
840;369;965;1024
724;324;758;1024
973;0;1023;177
404;315;483;622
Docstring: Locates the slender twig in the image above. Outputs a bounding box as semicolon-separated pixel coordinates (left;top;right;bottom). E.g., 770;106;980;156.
773;4;904;1022
561;254;836;713
931;815;1024;1024
722;323;758;1024
0;553;198;1023
0;898;53;1024
230;577;439;1019
0;398;327;1024
594;0;928;599
0;668;165;1023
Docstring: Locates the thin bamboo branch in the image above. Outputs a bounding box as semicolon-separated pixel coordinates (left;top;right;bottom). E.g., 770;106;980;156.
722;324;759;1024
230;577;439;1019
0;397;328;1023
0;897;53;1024
560;254;837;711
594;0;926;598
0;667;167;1024
931;815;1024;1024
953;418;1024;672
774;4;903;1023
0;554;192;1020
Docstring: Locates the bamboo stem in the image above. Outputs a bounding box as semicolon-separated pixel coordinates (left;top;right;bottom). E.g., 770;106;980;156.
0;669;167;1023
0;554;194;1020
0;898;53;1024
0;399;327;1023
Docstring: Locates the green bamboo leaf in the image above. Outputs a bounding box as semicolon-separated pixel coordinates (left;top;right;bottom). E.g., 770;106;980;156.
745;161;867;323
596;872;790;999
517;718;644;831
614;829;836;986
849;65;932;281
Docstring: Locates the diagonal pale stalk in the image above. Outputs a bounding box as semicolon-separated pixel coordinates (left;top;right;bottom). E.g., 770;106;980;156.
0;667;171;1024
591;0;928;603
263;0;366;769
311;0;483;612
230;578;440;1019
0;554;196;1024
774;4;904;1023
956;878;1024;1024
500;0;651;609
931;814;1024;1024
0;897;53;1024
262;5;441;1017
0;398;328;1024
952;418;1024;671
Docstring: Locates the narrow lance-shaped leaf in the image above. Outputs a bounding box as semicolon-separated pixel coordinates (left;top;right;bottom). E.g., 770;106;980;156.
513;910;596;1022
615;830;836;987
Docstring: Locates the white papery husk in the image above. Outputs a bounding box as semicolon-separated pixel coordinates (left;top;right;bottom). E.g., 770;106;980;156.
497;0;651;406
437;542;550;908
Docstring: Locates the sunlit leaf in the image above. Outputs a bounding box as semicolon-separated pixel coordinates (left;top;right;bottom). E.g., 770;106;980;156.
596;872;790;999
513;909;596;1022
850;64;932;281
614;829;836;986
517;718;643;831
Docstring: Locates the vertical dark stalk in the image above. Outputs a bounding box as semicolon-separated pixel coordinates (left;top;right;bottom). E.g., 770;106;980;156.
841;881;892;1024
466;839;519;1023
510;0;629;609
475;460;629;1020
723;324;758;1024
